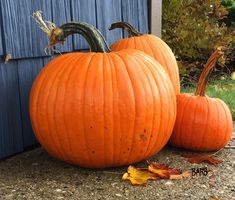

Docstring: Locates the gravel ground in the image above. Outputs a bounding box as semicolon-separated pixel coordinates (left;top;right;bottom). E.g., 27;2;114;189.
0;126;234;200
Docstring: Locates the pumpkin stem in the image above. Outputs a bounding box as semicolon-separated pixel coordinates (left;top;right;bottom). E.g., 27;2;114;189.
50;22;111;53
194;49;223;96
109;22;143;37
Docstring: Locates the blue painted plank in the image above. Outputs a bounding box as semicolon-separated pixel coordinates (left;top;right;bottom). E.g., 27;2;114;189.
0;60;23;159
17;58;45;147
0;0;52;59
71;0;97;50
51;0;73;53
96;0;123;45
121;0;149;36
43;55;56;66
121;0;139;30
137;0;149;34
0;7;3;56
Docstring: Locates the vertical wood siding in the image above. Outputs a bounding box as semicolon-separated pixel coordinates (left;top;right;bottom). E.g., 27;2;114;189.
71;0;97;50
0;0;150;159
0;61;23;157
0;10;3;56
96;0;123;45
18;58;44;147
51;0;73;53
137;0;149;34
0;0;52;59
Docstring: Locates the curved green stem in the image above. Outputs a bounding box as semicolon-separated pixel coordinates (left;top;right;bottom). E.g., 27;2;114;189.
50;22;111;53
109;22;143;37
195;49;223;96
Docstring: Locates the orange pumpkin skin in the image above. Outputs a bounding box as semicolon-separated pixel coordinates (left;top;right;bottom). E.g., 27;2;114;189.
169;93;233;151
30;50;176;168
169;50;233;151
111;34;180;95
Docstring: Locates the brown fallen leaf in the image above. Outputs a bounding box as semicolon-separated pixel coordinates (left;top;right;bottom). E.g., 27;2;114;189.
210;195;220;200
169;171;191;180
147;161;181;179
122;166;158;186
181;154;222;165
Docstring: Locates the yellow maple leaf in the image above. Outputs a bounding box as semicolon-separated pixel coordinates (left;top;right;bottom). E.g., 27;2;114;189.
122;166;158;186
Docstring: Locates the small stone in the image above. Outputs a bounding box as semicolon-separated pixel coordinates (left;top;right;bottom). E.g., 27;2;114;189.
32;162;38;166
111;182;118;187
232;161;235;168
201;184;207;189
115;193;122;197
223;186;228;190
55;189;62;193
165;181;174;186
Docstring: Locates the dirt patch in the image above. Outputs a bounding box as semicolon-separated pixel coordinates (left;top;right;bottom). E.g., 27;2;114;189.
0;127;234;200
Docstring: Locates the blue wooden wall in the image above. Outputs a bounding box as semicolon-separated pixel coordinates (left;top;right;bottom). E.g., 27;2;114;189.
0;0;149;159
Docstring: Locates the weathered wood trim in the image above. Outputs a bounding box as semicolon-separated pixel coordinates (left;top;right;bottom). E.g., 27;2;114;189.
149;0;162;37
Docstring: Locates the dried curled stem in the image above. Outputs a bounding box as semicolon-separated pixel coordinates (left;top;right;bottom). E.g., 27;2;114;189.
194;47;224;96
32;11;62;55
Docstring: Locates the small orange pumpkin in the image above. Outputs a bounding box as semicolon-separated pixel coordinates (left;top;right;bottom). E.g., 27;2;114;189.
109;22;180;94
169;49;233;151
30;22;176;168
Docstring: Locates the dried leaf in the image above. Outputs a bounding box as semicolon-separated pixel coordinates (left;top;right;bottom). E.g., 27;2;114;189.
122;166;158;186
210;195;220;200
231;71;235;80
4;54;11;64
169;171;191;180
148;161;181;179
181;154;222;165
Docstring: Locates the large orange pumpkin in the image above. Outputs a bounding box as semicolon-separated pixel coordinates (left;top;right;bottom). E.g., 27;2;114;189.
169;49;233;151
30;22;176;168
109;22;180;95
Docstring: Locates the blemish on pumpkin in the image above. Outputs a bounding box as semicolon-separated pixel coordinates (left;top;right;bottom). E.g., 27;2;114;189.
92;150;95;154
140;130;147;142
90;126;93;128
104;126;108;130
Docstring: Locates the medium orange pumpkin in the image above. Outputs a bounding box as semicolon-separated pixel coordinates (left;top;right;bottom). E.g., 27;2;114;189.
30;22;176;168
109;22;180;95
169;49;233;151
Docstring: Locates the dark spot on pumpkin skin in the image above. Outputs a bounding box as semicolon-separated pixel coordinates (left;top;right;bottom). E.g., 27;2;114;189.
92;150;95;154
90;126;93;128
140;129;147;142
